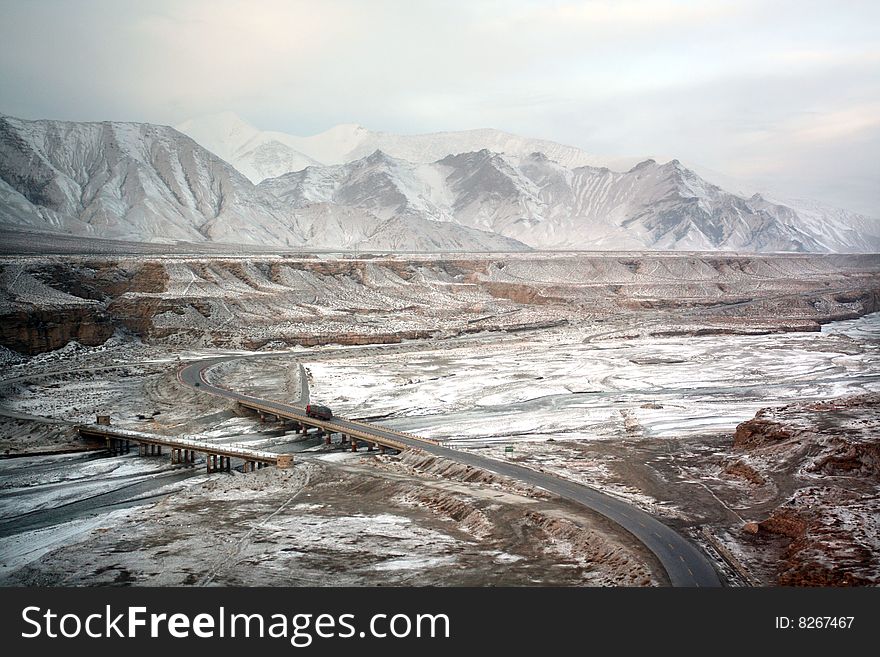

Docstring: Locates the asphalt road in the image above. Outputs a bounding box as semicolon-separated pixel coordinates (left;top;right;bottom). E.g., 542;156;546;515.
178;356;722;587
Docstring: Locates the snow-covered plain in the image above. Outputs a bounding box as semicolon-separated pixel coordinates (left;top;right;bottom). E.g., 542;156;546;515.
226;313;880;450
0;311;877;584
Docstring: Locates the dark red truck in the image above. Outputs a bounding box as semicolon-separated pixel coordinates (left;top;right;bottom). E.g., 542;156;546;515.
306;404;333;420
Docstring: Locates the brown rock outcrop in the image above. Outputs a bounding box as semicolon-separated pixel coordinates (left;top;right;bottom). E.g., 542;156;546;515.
733;418;794;448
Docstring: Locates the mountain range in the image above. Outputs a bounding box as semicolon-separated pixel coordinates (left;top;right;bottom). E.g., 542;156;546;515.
0;114;525;251
1;112;877;253
175;111;641;184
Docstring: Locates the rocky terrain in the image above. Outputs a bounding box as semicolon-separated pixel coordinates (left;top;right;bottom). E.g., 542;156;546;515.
1;252;878;586
0;448;661;587
1;253;878;355
1;293;878;586
725;395;880;585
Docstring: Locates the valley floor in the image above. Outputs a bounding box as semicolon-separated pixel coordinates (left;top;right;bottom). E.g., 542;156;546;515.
0;252;878;586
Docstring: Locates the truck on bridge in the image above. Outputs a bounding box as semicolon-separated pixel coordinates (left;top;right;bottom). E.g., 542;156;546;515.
306;404;333;420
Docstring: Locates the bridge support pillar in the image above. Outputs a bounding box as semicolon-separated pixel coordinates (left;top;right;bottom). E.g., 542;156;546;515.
368;442;374;452
379;444;386;454
325;432;331;445
351;439;358;452
157;445;162;456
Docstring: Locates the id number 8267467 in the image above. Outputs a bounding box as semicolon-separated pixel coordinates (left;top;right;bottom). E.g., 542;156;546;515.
775;617;854;629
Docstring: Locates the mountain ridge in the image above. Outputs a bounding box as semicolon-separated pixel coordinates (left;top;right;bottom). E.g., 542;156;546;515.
0;115;527;252
1;113;878;253
175;111;643;183
258;147;880;252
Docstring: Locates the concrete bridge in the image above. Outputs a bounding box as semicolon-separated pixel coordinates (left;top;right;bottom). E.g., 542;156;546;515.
77;424;293;473
240;399;414;454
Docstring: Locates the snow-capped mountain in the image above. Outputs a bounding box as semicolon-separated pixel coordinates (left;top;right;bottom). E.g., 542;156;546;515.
0;114;304;245
761;196;880;253
259;149;880;252
176;112;641;183
2;113;876;253
175;112;321;183
0;115;528;252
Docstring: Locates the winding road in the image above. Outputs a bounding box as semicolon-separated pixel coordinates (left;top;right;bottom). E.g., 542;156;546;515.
179;356;722;587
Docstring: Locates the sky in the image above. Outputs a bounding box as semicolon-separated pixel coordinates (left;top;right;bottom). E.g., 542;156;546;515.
0;0;877;214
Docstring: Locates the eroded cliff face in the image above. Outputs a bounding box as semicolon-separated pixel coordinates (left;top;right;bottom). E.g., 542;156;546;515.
0;260;168;354
729;395;880;586
1;254;879;355
0;306;115;355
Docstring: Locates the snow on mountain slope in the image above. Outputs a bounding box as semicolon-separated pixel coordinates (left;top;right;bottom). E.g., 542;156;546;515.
175;111;320;183
761;196;880;253
0;114;306;246
260;149;880;252
294;203;526;252
176;112;640;181
0;115;527;252
176;113;879;253
3;113;875;254
259;150;455;222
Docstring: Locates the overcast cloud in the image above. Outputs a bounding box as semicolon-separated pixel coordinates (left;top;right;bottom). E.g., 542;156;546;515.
0;0;877;214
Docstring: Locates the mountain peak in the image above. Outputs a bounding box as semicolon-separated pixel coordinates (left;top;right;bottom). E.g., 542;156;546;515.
629;159;657;172
364;148;393;163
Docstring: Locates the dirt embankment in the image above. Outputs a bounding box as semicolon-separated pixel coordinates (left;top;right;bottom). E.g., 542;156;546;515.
2;451;663;587
725;394;880;585
2;254;879;354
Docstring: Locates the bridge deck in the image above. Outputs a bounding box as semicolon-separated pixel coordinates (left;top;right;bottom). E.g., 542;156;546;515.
235;398;437;452
77;424;291;467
